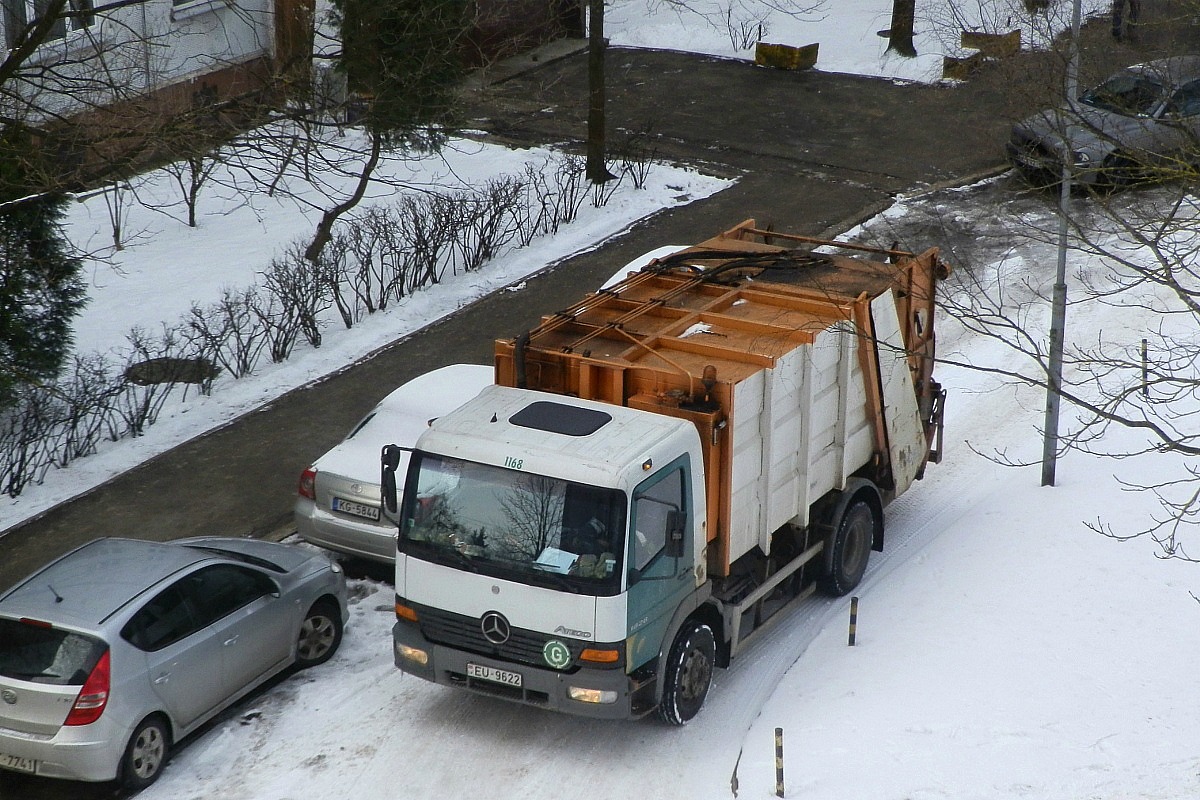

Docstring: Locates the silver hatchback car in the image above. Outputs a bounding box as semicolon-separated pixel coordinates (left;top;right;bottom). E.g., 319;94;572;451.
0;536;347;789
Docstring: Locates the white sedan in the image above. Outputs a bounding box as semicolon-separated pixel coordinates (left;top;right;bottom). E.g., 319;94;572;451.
295;364;493;563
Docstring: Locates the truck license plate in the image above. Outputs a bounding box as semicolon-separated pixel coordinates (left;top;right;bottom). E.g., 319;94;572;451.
0;752;37;774
332;497;380;521
466;663;522;687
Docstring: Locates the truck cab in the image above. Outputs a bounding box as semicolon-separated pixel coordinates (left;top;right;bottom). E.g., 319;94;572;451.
390;385;708;718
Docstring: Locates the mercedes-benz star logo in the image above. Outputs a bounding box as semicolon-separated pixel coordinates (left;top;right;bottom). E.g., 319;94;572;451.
480;611;511;645
1;689;16;705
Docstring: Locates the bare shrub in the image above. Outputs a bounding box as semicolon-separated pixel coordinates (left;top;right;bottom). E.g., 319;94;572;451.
0;387;57;498
316;237;355;329
513;161;555;245
397;192;459;289
54;354;123;466
184;289;266;379
101;181;133;251
258;245;331;360
552;154;589;228
162;152;222;228
111;326;186;438
726;9;769;50
615;125;659;190
342;206;406;315
591;171;624;208
455;178;523;273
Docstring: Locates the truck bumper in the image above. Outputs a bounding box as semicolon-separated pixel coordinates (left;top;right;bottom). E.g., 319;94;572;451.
393;621;653;720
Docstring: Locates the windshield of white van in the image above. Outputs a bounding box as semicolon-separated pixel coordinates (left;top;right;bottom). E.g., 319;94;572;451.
400;454;626;596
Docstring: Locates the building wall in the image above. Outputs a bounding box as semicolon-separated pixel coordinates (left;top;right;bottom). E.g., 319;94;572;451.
4;0;579;187
1;0;275;125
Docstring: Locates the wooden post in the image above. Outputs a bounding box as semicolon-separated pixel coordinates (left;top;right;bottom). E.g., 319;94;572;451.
774;727;785;797
848;596;859;646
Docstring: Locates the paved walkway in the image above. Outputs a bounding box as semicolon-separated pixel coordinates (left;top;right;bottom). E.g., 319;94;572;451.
2;8;1196;590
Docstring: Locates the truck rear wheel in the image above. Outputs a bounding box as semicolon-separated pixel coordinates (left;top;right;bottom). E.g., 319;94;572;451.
820;499;876;596
657;621;716;726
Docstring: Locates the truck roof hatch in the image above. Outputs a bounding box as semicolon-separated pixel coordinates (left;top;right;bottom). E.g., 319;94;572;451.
509;401;612;436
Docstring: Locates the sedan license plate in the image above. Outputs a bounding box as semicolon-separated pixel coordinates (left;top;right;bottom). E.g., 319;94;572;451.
0;752;37;774
332;496;380;521
466;662;522;688
1013;150;1053;172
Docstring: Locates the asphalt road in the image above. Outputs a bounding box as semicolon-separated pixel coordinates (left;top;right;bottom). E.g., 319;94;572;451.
0;21;1183;797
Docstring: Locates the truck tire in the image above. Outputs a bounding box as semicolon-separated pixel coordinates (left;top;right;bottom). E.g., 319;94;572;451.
820;499;876;596
658;621;716;726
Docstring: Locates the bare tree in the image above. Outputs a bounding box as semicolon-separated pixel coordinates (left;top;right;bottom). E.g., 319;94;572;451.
301;0;472;263
498;474;565;561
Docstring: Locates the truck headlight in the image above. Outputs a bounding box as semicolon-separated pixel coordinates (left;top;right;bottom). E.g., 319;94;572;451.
396;643;429;666
1072;150;1091;165
567;686;618;704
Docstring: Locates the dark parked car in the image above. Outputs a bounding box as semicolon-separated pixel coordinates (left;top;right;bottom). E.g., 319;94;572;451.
1007;56;1200;188
0;537;347;789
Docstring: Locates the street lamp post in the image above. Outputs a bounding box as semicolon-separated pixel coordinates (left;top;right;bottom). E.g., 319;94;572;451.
1041;0;1083;487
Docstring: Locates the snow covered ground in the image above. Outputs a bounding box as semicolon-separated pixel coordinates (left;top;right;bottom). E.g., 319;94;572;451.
5;1;1200;799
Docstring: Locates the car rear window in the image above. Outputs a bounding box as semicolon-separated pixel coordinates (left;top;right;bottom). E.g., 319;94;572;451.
0;618;107;686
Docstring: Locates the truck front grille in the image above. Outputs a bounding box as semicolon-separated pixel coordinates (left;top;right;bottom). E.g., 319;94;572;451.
415;605;582;670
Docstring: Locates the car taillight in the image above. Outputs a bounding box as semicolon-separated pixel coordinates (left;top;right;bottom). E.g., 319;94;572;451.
65;649;110;726
298;467;317;500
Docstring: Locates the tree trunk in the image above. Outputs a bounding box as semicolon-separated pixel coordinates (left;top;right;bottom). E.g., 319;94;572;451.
585;0;614;184
887;0;917;57
303;133;382;264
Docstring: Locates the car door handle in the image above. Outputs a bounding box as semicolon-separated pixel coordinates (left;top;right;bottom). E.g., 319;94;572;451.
153;673;170;685
224;635;239;647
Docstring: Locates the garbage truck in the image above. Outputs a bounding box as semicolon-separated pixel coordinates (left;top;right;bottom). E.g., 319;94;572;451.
381;219;948;724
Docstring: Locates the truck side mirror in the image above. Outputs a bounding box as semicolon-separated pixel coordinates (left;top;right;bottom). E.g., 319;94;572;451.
665;510;686;558
381;444;402;514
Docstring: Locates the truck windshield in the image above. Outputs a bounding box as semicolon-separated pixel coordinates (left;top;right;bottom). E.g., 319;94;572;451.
399;454;626;596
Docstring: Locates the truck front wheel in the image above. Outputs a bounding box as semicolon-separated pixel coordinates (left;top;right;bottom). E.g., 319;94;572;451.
658;621;716;726
820;499;877;596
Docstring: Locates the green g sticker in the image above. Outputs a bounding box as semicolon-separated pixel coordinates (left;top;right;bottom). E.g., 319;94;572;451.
543;640;571;670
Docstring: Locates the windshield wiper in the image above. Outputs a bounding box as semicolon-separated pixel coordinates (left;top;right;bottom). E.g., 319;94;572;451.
438;546;480;573
529;568;583;594
404;539;480;573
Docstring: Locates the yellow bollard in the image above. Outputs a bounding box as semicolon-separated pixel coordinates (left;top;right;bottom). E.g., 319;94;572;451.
774;727;785;797
848;596;859;646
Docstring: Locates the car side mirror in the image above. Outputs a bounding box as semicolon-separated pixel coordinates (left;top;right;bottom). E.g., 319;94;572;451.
381;444;403;514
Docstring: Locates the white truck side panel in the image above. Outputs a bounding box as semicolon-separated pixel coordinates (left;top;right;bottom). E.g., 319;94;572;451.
803;324;873;525
728;319;874;563
871;293;927;496
729;369;766;564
